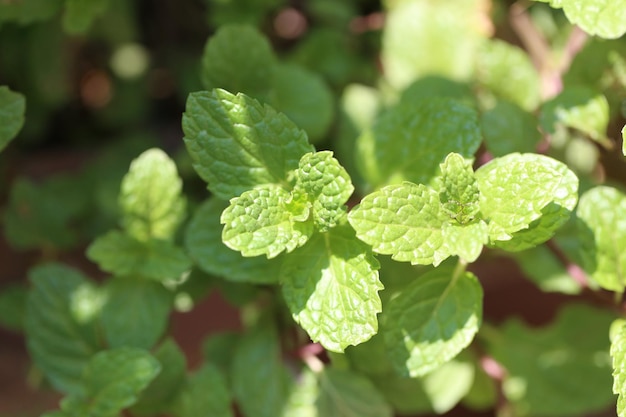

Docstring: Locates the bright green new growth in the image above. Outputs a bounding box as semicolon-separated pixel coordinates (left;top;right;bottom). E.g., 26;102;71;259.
611;321;626;417
534;0;626;39
439;153;480;224
0;85;26;152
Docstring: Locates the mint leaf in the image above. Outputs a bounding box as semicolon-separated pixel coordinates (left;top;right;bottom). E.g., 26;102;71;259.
348;183;449;265
611;321;626;417
25;264;101;394
221;185;313;258
119;148;186;242
383;267;483;377
475;40;541;111
421;358;475;413
317;368;392;417
534;0;626;39
283;368;318;417
182;89;313;199
475;153;577;242
0;284;27;331
60;348;161;417
577;186;626;292
185;198;281;283
439;153;480;224
171;364;233;417
280;224;382;352
356;98;481;188
515;245;581;294
63;0;109;33
231;323;290;417
87;230;191;281
0;86;25;151
442;222;488;263
131;339;186;416
486;304;615;416
399;76;473;105
200;24;276;99
373;374;432;415
296;151;354;231
101;277;172;350
481;101;542;157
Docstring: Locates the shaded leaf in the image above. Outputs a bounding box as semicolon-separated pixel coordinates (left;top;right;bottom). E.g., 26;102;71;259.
171;364;233;417
0;85;25;151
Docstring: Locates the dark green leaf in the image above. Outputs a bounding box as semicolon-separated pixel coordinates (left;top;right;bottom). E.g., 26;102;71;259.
0;85;25;151
171;364;233;417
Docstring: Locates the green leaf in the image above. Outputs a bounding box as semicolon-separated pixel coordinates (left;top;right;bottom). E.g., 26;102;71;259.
171;364;233;417
373;374;432;415
221;184;313;258
270;64;333;143
119;148;186;242
87;231;191;281
201;332;240;376
514;245;581;294
182;89;313;200
577;186;626;292
475;39;541;111
486;303;615;416
481;101;542;157
611;321;626;417
399;76;474;105
0;86;25;151
475;153;578;242
383;267;483;377
0;283;27;331
101;277;172;350
200;24;276;99
442;221;488;263
348;183;449;265
131;339;187;416
185;198;282;283
296;151;354;231
231;323;290;417
280;224;382;352
438;153;480;224
534;0;626;39
60;348;161;417
317;368;392;417
63;0;109;33
0;0;62;24
283;367;318;417
421;358;475;413
25;264;101;394
356;98;481;188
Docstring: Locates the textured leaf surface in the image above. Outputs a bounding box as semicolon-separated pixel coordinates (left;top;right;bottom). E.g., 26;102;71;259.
185;198;281;283
182;89;313;199
439;153;480;224
577;186;626;292
383;268;483;377
0;86;25;151
297;151;354;231
611;321;626;417
172;364;233;417
119;148;185;242
486;304;614;416
101;277;172;350
221;185;313;258
476;153;577;241
348;183;449;265
356;98;481;188
481;101;542;157
201;24;276;98
442;222;488;263
25;264;101;394
60;348;160;417
232;323;290;417
280;224;382;352
63;0;109;33
87;231;191;281
535;0;626;38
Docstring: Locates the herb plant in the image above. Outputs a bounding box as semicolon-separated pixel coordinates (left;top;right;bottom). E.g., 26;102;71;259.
1;1;626;417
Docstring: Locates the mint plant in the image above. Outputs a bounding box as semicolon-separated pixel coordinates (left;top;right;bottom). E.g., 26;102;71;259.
1;1;626;417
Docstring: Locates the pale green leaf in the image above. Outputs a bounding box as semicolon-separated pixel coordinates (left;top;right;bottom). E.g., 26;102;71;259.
348;183;450;266
515;245;581;294
87;231;191;281
296;151;354;231
486;304;615;416
611;321;626;417
356;98;481;188
442;221;488;263
422;358;474;414
0;86;25;152
25;264;101;394
475;153;577;241
182;89;314;199
171;364;233;417
283;368;318;417
383;268;483;377
535;0;626;39
231;323;290;417
475;39;541;111
131;339;186;416
185;198;281;283
280;224;382;352
438;153;480;224
101;277;172;350
221;185;313;258
60;348;161;417
481;101;542;157
271;64;334;143
317;368;392;417
63;0;109;34
577;186;626;292
200;24;276;98
119;148;186;242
